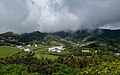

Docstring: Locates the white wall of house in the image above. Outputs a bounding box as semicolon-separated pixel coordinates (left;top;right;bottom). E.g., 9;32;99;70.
27;45;31;47
82;50;91;52
48;46;65;52
24;48;30;52
16;45;30;52
34;44;38;47
115;53;120;56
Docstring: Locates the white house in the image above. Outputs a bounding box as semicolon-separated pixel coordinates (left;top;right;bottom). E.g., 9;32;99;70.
95;51;98;53
0;40;4;42
115;53;120;56
24;48;30;52
34;44;38;47
16;46;25;50
27;45;31;47
48;46;65;52
81;50;91;53
16;45;30;52
56;50;62;53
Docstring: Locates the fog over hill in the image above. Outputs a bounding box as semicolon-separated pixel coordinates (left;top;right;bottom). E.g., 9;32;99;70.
0;0;120;33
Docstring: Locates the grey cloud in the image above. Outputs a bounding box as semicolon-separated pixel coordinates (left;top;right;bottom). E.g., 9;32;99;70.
0;0;37;33
0;0;120;33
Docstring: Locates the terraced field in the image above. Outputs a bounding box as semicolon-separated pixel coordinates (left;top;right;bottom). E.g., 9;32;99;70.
0;46;22;58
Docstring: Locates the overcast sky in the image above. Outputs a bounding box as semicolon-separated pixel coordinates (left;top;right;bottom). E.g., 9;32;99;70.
0;0;120;33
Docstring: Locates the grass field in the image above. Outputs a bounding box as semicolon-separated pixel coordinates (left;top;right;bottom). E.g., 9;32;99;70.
0;46;69;59
0;46;22;58
34;50;59;59
28;46;67;60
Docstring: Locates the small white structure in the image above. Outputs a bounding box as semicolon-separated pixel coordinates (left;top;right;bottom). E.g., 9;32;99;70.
115;53;120;56
16;45;30;52
24;48;30;52
0;40;4;42
34;44;38;47
56;50;62;53
82;50;91;53
27;45;31;47
16;46;25;50
95;51;98;53
48;46;65;52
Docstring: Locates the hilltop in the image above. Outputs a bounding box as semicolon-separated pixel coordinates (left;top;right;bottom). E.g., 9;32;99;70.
0;29;120;52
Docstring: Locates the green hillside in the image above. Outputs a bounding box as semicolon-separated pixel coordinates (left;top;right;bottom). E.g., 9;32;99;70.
0;29;120;74
0;46;22;58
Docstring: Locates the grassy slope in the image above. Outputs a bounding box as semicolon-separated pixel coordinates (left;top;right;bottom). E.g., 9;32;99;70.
0;46;22;58
28;46;67;60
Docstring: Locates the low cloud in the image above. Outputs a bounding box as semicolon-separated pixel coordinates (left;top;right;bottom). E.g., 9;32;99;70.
0;0;120;33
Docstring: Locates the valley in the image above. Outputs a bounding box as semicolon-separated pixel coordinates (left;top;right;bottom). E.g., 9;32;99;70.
0;29;120;75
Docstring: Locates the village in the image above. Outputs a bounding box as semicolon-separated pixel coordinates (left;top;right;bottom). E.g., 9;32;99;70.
16;43;99;55
16;43;66;53
16;43;120;56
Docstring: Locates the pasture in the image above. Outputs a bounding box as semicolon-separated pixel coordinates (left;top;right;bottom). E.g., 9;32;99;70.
28;46;67;60
0;46;22;58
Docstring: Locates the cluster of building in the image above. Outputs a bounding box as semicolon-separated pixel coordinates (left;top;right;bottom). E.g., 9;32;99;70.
115;53;120;56
27;44;38;47
16;46;30;52
81;50;91;53
48;46;65;53
16;43;39;52
81;49;98;53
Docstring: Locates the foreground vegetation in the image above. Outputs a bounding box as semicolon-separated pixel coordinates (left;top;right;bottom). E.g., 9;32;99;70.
0;46;22;58
0;46;120;75
0;30;120;74
28;46;59;59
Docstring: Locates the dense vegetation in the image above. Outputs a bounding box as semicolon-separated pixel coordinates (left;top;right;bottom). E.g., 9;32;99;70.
0;46;22;58
0;46;120;75
0;29;120;49
0;29;120;74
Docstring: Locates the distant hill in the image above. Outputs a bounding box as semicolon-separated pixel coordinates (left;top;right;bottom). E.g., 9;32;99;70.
0;29;120;51
45;29;120;51
19;31;47;43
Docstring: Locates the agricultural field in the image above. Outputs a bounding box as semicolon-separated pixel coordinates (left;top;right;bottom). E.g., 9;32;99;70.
0;46;22;58
27;46;49;51
28;46;68;59
0;46;120;75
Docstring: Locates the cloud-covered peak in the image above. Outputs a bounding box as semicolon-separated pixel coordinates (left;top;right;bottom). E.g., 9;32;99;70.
0;0;120;33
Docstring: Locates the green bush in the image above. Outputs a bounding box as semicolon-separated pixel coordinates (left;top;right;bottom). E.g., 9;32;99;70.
77;62;120;75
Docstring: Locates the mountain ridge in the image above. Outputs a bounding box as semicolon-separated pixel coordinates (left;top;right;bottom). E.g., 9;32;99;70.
0;29;120;51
